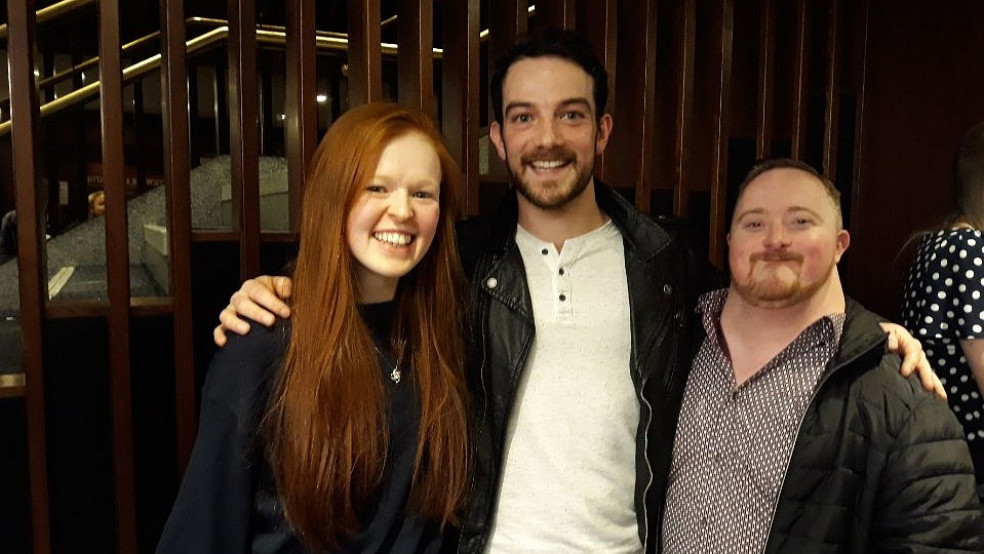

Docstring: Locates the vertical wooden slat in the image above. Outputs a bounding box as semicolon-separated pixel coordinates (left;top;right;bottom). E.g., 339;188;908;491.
614;0;658;215
578;0;617;181
159;0;196;472
707;0;735;269
348;0;383;105
672;0;697;217
397;0;434;114
98;0;137;550
228;0;261;279
488;0;526;122
441;0;480;215
7;1;52;551
790;0;809;160
822;0;841;179
536;0;576;30
285;0;317;231
756;0;776;158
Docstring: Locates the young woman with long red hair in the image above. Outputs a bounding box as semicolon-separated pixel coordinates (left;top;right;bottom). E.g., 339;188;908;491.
157;103;470;553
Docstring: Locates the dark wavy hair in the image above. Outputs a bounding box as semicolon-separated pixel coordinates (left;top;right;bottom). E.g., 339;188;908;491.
490;27;609;124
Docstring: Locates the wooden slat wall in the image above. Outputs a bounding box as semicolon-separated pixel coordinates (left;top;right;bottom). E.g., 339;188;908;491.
228;0;261;279
671;0;696;217
616;0;659;215
98;0;137;551
577;0;617;182
790;0;809;159
704;0;735;268
441;0;481;215
348;0;383;105
756;0;776;158
397;0;433;114
537;0;577;30
158;0;196;469
285;0;317;230
7;1;52;552
822;0;841;179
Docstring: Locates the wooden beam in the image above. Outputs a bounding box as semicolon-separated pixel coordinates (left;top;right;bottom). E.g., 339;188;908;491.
348;0;383;104
286;0;317;231
397;0;434;114
228;0;261;279
707;0;735;269
441;0;480;215
6;1;52;551
790;0;809;159
98;0;137;550
536;0;576;30
672;0;697;217
822;0;841;179
756;0;776;158
578;0;617;181
158;0;196;472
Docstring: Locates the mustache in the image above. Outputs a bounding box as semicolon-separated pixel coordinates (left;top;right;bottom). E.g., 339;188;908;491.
750;250;803;263
521;147;576;164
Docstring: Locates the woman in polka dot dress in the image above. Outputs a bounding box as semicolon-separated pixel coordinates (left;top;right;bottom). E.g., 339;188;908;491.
902;121;984;486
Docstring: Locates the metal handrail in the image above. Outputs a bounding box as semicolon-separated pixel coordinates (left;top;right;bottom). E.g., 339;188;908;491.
0;0;97;40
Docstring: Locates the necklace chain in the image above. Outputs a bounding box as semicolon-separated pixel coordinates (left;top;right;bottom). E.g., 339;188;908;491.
373;342;404;384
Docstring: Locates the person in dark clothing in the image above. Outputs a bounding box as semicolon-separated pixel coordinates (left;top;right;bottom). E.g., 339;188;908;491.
0;210;16;264
663;158;984;553
157;103;471;553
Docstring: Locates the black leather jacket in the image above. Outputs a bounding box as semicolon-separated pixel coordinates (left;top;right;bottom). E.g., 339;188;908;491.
454;182;704;553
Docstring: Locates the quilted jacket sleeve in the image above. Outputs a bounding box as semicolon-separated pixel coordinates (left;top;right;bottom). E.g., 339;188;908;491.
872;392;984;553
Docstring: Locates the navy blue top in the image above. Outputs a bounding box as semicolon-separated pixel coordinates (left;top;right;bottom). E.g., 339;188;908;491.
156;301;441;553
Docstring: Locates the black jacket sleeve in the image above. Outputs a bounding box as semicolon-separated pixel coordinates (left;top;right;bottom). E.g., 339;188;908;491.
156;321;284;554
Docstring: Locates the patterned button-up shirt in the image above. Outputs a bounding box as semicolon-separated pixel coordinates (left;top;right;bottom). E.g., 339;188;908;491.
662;289;845;553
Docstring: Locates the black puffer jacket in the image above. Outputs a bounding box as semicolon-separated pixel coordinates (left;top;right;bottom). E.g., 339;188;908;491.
764;298;984;553
454;183;706;553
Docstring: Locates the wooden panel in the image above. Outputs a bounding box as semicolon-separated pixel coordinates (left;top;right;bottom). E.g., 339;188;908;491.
790;0;809;159
756;0;776;158
847;0;984;319
159;0;196;471
822;0;840;178
489;0;527;118
98;0;137;550
672;0;697;217
612;0;658;214
536;0;576;30
228;0;261;279
441;0;480;215
397;0;434;114
6;1;52;551
577;0;617;181
286;0;317;230
704;0;735;269
348;0;383;104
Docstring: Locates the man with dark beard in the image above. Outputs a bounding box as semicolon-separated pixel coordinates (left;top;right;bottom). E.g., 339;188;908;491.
662;158;984;553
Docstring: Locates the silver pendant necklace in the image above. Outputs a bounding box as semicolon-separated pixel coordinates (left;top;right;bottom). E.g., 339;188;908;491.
373;343;403;384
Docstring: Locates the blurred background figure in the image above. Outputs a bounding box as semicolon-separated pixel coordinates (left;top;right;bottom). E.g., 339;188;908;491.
902;120;984;492
88;189;105;218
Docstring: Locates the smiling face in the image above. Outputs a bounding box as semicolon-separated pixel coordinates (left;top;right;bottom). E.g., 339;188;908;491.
346;132;442;302
489;56;612;210
728;168;850;308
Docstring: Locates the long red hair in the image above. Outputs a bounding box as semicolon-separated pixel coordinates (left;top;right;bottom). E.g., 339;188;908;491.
262;103;469;550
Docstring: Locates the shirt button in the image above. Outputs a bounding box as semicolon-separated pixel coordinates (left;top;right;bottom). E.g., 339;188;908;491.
541;248;549;255
486;277;498;289
663;284;673;294
559;268;565;275
559;294;567;302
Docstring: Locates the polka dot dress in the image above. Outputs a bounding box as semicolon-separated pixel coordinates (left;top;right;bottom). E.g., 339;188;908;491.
902;228;984;480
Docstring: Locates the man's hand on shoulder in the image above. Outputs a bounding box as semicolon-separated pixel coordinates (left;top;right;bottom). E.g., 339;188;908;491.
213;276;294;347
879;322;946;401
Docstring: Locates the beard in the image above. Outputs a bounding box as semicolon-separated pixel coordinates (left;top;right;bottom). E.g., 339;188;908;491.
506;146;595;210
732;250;833;307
